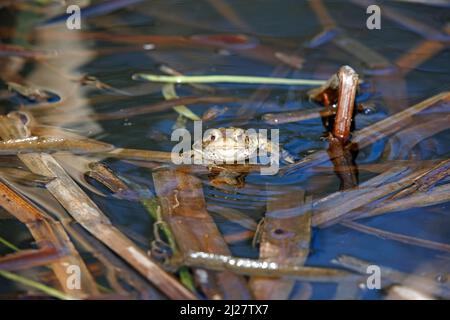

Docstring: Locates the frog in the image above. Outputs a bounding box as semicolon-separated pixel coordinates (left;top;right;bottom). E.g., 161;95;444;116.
192;127;295;165
189;127;295;187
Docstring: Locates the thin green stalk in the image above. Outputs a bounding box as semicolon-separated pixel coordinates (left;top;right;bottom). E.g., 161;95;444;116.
0;235;20;252
178;266;197;293
0;270;75;300
134;74;327;86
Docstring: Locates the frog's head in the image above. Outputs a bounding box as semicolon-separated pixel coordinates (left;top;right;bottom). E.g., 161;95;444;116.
192;127;258;163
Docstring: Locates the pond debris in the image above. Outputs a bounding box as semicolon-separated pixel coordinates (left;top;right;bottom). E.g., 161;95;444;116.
109;175;198;293
0;136;114;155
0;43;53;59
391;159;450;199
382;113;450;160
0;179;98;298
282;91;450;175
152;168;252;299
207;204;258;231
7;81;57;103
341;220;450;254
262;106;336;125
386;285;435;300
106;148;174;163
312;165;431;227
77;75;133;96
262;101;374;126
0;167;53;187
181;251;358;283
162;83;201;122
333;255;450;299
1;0;449;301
202;105;229;121
86;162;129;195
250;188;312;299
350;181;450;222
0;113;195;300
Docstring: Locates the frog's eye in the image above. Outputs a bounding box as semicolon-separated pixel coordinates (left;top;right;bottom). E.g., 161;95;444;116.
205;129;222;142
232;129;244;139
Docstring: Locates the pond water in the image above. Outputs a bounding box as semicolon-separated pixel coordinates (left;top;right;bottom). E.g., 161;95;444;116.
0;0;449;300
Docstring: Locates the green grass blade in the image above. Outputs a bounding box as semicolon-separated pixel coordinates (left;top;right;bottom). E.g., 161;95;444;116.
0;235;20;252
135;73;327;86
162;84;201;121
0;270;75;300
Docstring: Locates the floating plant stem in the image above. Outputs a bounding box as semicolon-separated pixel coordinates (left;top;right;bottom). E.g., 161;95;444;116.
183;251;357;282
162;84;201;121
134;74;327;86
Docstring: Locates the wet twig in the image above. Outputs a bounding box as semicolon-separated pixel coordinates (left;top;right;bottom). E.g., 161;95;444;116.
341;220;450;253
333;66;359;142
350;183;450;221
333;255;450;299
325;66;360;190
283;92;450;175
153;168;252;299
0;180;98;298
250;188;312;299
